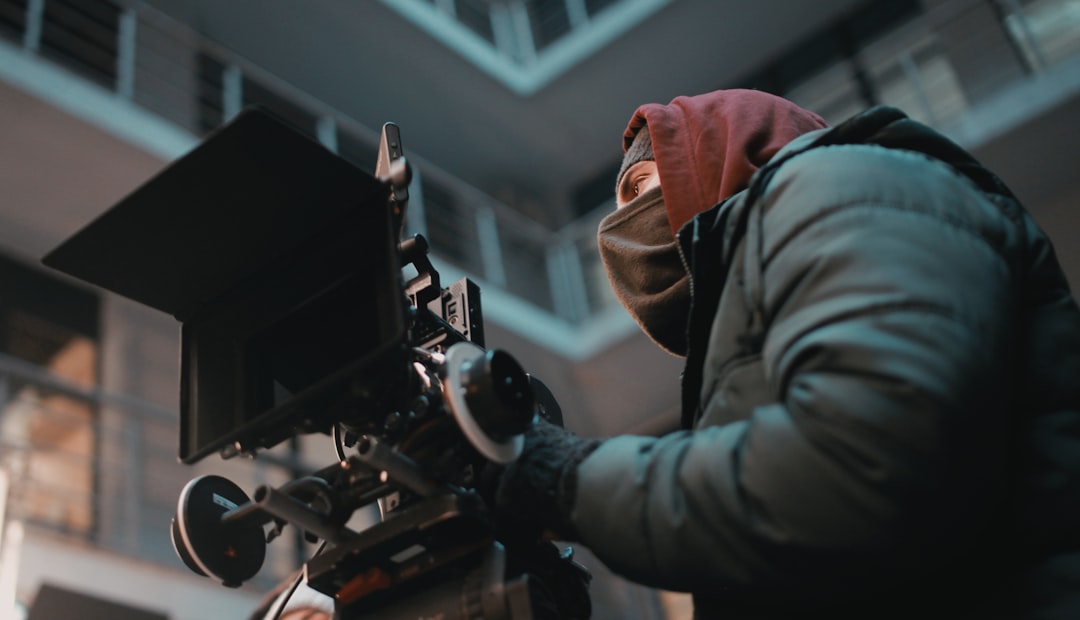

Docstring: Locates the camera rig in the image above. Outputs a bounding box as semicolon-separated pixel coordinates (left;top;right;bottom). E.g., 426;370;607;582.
42;108;591;619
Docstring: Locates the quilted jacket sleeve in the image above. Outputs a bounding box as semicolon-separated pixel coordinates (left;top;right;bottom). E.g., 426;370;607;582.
571;145;1024;597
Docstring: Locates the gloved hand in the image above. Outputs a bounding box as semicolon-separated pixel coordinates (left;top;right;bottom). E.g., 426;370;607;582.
491;418;602;543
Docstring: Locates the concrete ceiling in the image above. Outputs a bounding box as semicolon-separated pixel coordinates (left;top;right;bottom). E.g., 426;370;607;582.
134;0;869;226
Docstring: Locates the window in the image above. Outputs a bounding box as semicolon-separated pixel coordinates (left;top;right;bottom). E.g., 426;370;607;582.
455;0;496;44
525;0;572;51
0;253;100;538
0;0;27;43
422;177;484;274
195;51;227;134
39;0;121;88
737;0;923;108
1003;0;1080;68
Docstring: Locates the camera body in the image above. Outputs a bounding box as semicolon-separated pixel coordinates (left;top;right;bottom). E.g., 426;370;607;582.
43;108;590;619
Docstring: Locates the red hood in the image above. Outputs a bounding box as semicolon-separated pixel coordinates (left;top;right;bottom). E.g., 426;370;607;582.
622;89;828;234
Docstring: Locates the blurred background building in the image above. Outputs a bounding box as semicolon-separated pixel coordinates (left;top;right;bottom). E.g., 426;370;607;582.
0;0;1077;618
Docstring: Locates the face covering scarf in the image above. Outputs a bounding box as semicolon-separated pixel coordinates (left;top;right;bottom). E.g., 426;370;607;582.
598;186;690;356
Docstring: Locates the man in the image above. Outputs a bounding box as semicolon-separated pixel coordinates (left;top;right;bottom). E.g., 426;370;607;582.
493;89;1080;618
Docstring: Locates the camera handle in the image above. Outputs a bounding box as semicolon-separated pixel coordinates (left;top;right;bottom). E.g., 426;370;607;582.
376;121;411;240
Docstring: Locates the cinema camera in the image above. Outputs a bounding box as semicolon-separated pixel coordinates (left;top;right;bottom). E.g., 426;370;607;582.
42;108;592;619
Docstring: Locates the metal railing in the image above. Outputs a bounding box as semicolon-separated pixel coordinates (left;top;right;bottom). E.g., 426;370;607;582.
780;0;1080;127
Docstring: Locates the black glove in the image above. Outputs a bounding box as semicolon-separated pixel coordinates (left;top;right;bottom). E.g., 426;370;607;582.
492;418;602;543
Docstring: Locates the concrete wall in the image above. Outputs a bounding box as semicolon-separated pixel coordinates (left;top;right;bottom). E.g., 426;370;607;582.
15;529;260;620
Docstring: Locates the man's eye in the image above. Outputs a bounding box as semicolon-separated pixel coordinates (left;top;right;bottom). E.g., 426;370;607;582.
616;162;658;208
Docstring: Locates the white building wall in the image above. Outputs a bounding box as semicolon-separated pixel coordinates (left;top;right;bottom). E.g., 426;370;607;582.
16;529;260;619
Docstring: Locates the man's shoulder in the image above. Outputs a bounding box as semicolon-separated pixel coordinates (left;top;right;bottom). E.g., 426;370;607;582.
758;142;1021;263
765;142;961;209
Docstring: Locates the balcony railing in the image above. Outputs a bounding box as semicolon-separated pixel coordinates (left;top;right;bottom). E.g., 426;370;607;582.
780;0;1080;129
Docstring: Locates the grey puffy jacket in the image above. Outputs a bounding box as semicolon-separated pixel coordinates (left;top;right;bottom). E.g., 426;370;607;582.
573;108;1080;618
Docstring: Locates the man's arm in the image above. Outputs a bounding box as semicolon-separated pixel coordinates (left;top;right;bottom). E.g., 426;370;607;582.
572;145;1021;596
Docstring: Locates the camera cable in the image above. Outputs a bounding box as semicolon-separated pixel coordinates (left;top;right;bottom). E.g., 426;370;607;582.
263;539;329;620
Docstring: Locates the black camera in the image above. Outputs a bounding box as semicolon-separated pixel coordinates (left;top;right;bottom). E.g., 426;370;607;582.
43;108;590;619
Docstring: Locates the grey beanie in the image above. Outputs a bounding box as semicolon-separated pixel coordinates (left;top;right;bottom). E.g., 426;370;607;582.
615;125;654;195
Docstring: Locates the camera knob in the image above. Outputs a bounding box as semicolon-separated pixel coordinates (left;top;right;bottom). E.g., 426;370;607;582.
459;349;534;442
171;475;266;587
443;342;534;463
